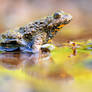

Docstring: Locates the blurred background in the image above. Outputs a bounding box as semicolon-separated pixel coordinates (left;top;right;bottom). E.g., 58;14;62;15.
0;1;92;92
0;0;92;44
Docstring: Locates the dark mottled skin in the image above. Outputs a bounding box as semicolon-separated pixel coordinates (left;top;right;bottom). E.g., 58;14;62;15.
0;10;72;53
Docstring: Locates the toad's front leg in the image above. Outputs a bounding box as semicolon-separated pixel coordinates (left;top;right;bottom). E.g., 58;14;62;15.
32;34;43;53
21;33;46;53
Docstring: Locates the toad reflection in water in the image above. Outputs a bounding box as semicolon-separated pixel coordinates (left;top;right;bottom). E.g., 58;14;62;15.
0;52;38;69
0;48;51;69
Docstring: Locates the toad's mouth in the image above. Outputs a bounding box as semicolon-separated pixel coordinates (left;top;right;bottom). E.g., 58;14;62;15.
54;24;65;32
57;24;65;29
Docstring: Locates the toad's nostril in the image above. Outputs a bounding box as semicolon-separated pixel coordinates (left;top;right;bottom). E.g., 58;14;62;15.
63;14;72;21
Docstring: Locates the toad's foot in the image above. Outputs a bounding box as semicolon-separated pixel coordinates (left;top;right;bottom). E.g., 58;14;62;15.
41;44;55;51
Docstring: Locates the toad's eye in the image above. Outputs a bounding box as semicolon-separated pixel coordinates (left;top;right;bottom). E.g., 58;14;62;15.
53;12;61;19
